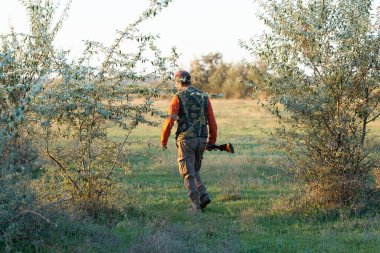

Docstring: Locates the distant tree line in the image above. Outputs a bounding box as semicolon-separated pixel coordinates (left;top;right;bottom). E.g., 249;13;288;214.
189;52;267;98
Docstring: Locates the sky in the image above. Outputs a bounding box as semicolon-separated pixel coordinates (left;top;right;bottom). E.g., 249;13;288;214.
1;0;380;69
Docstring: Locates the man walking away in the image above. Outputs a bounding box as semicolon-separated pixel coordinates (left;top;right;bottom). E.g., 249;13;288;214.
161;70;217;212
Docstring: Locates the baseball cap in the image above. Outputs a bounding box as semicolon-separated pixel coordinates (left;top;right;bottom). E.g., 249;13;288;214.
174;70;191;85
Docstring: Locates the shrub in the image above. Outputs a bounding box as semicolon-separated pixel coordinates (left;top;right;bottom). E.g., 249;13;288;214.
242;0;380;210
0;0;177;251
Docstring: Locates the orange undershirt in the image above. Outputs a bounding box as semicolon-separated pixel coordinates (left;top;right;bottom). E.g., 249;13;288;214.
160;95;217;146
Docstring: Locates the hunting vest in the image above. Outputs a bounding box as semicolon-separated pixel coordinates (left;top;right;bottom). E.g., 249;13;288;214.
175;86;208;141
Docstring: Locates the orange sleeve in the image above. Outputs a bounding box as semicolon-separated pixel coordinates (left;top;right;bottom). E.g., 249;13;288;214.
161;95;180;146
207;98;217;145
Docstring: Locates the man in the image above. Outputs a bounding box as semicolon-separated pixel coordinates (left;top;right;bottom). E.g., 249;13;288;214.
161;70;217;212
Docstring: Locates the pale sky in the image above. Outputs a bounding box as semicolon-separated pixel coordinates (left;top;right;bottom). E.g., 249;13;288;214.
1;0;380;69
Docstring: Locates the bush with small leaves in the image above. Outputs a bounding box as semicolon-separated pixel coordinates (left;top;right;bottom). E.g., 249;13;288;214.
242;0;380;211
0;0;177;251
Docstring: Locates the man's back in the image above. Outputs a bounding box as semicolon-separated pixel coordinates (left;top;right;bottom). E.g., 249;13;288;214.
176;86;209;141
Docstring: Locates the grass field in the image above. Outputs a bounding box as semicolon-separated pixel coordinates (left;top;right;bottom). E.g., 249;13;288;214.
91;98;380;253
41;98;380;253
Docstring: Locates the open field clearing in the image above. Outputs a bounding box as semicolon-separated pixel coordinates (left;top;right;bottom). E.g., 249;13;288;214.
101;99;380;253
2;0;379;251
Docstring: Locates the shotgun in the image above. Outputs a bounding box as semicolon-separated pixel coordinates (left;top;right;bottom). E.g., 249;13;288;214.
206;143;234;153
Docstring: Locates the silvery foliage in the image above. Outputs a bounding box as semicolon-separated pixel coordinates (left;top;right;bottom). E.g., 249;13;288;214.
242;0;380;206
1;0;178;204
0;0;65;172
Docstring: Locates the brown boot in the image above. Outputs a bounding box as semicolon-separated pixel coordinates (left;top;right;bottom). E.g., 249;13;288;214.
200;194;211;209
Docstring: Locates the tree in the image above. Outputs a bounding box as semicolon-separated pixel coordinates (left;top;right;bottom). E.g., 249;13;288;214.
190;52;266;98
242;0;380;210
223;62;267;98
190;52;228;92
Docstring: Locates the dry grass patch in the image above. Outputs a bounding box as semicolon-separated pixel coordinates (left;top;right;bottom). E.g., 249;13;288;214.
374;169;380;189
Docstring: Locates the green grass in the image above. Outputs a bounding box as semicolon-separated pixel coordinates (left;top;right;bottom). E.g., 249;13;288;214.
102;99;380;252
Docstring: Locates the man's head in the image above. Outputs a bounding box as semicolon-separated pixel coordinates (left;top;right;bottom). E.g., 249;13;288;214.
174;70;191;89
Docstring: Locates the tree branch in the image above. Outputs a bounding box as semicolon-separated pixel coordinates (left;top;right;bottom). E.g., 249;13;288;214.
45;129;80;191
13;210;58;227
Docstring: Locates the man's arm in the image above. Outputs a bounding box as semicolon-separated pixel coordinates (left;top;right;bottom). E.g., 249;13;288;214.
207;98;217;145
161;95;180;148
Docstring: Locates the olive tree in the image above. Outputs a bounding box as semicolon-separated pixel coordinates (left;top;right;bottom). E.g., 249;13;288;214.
242;0;380;209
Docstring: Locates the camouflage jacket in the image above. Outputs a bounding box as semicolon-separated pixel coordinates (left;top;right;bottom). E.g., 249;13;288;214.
175;86;208;141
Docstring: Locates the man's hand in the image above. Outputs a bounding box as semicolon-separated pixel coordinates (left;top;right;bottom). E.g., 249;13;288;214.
206;143;215;151
205;143;235;153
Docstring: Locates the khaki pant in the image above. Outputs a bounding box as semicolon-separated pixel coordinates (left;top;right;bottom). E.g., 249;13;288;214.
177;137;208;209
